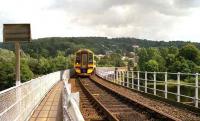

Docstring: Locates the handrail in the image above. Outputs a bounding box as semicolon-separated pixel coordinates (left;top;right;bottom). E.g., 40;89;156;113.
63;81;84;121
96;67;199;108
0;70;69;121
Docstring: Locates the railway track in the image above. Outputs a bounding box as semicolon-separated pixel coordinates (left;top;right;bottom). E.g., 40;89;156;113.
74;78;106;121
78;77;181;121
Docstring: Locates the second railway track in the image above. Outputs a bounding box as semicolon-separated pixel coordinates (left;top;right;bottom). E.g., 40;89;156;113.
78;77;181;121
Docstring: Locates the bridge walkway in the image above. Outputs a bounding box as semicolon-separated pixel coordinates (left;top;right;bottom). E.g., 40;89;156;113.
29;81;63;121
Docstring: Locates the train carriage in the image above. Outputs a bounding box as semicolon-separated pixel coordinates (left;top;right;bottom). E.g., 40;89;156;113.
74;49;96;76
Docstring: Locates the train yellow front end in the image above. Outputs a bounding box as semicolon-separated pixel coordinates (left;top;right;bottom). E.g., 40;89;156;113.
74;49;96;76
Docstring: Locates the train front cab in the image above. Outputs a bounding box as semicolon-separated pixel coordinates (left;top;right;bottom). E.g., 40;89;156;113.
74;50;95;76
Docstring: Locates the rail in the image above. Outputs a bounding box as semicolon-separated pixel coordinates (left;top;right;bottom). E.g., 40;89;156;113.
96;67;200;108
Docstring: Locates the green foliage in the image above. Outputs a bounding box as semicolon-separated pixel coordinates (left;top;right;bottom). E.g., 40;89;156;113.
0;48;73;91
2;37;200;57
21;61;34;82
168;57;190;73
137;48;148;70
97;53;125;67
179;44;200;63
165;54;176;67
1;37;200;90
145;59;159;72
36;57;51;74
0;61;15;89
168;46;179;55
137;43;200;74
51;55;68;71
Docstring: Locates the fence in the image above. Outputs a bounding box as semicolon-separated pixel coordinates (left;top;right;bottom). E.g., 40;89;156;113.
96;67;200;108
0;70;67;121
62;70;84;121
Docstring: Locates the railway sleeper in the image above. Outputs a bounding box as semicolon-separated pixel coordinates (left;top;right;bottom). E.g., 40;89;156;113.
108;108;134;113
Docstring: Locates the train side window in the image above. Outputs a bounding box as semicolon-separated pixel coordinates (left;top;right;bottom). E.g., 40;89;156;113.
76;53;81;64
88;53;93;64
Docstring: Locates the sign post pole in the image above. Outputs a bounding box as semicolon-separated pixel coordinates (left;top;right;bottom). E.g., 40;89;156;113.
3;24;31;120
3;24;31;86
15;41;21;85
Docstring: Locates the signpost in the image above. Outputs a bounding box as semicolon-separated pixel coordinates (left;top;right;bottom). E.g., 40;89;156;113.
3;24;31;85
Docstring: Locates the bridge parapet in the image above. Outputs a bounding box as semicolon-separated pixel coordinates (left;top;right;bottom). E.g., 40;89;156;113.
0;70;70;121
96;67;199;108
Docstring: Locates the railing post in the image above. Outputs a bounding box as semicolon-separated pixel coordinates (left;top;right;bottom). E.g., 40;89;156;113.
113;72;115;83
165;72;168;99
107;72;108;80
116;71;118;84
195;73;199;108
132;71;134;89
127;71;129;88
110;73;112;81
154;72;156;95
123;71;125;86
177;72;180;102
137;71;140;91
119;71;122;85
118;71;120;84
145;71;147;93
107;72;109;80
108;72;110;81
108;71;112;81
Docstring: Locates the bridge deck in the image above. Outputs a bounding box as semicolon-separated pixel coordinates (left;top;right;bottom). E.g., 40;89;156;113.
29;81;63;121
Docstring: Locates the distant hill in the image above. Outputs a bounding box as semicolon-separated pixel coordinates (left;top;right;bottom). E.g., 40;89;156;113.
0;37;199;57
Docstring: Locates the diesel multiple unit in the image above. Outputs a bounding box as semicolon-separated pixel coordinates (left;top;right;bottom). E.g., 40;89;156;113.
74;49;96;76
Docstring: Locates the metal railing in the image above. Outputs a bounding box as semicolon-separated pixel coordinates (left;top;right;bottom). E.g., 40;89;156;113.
63;81;84;121
0;70;66;121
96;67;200;108
62;70;84;121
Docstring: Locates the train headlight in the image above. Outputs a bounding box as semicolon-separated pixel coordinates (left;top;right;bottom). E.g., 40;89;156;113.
87;68;94;73
75;68;81;73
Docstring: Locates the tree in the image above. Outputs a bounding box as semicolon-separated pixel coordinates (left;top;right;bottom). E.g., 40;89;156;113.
36;57;51;74
186;60;200;73
159;48;169;59
145;60;159;72
179;44;200;63
166;54;176;67
152;54;166;71
21;61;34;82
0;62;15;90
52;55;68;71
168;46;179;55
137;48;148;71
147;48;160;60
168;57;190;73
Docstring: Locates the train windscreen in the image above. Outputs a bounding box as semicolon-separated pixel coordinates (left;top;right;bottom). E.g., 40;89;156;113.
76;53;81;64
88;53;93;64
82;54;87;67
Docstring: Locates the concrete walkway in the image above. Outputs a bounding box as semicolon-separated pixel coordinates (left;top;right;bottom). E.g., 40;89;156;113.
29;81;63;121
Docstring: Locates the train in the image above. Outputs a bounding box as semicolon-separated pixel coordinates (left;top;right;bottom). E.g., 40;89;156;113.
74;49;96;76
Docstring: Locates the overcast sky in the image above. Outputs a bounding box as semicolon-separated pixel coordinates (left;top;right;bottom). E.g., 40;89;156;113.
0;0;200;42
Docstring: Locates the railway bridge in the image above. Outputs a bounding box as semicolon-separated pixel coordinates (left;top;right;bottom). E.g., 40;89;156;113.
0;67;200;121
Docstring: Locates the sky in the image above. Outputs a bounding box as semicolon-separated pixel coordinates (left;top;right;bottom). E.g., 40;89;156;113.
0;0;200;42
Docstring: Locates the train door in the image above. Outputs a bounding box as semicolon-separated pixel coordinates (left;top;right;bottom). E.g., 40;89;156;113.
82;53;88;68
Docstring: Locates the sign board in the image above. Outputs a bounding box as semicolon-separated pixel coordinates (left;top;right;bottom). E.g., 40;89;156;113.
3;24;31;42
